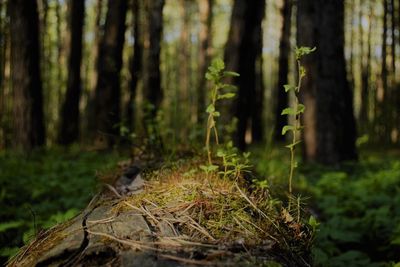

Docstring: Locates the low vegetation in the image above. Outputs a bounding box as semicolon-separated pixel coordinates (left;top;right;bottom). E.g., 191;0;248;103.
0;147;123;261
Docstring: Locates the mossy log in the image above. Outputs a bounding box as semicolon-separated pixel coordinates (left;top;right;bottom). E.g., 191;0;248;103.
7;162;311;267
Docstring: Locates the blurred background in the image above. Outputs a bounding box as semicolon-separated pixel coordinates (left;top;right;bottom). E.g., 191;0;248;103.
0;0;399;266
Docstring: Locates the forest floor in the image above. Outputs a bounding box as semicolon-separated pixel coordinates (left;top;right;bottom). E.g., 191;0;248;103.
0;146;399;266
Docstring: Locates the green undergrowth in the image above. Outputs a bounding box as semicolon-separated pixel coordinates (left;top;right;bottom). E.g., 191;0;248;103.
252;146;400;267
0;146;124;261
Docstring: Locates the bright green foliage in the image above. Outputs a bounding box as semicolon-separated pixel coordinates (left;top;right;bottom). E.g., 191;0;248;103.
0;148;123;259
281;46;315;198
203;58;239;168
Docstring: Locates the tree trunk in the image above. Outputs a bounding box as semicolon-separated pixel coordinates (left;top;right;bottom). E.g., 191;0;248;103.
55;0;63;111
377;0;388;141
143;0;164;115
251;8;266;144
390;0;396;75
298;0;357;164
224;0;265;150
0;0;4;149
9;0;45;150
178;0;190;133
360;2;373;131
86;0;103;139
93;0;127;146
274;0;292;142
197;0;213;124
126;0;143;132
348;0;355;93
142;0;164;150
59;0;85;145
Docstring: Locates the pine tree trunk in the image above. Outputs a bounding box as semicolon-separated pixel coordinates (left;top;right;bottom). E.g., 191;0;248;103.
298;0;357;164
360;2;373;131
126;0;143;132
0;0;4;149
94;0;127;146
86;0;103;138
140;0;164;150
390;0;396;74
197;0;213;124
275;0;292;142
179;0;190;132
251;8;265;143
59;0;85;145
378;0;388;141
9;0;45;150
143;0;164;114
224;0;265;150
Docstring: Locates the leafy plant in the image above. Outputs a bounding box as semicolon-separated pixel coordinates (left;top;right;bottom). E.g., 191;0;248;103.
281;46;315;197
203;58;239;166
216;142;252;181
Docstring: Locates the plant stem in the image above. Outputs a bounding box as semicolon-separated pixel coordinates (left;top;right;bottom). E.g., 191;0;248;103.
289;59;303;200
205;85;220;165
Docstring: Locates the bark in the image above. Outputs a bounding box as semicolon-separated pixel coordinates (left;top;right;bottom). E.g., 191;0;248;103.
390;0;396;74
126;0;143;131
59;0;85;145
0;0;4;148
142;0;164;150
9;0;45;150
274;0;292;142
378;0;388;141
179;0;190;128
93;0;127;146
251;11;265;143
55;0;63;108
224;0;265;150
197;0;213;124
360;2;373;130
298;0;357;164
86;0;103;137
143;0;164;114
0;0;4;91
348;0;355;92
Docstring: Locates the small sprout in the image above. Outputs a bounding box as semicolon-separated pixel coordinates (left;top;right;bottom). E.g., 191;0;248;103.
204;58;239;166
308;215;320;232
282;46;315;203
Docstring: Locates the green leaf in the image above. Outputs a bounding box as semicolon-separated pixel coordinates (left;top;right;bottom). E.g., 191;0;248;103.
281;107;296;115
213;111;220;117
284;84;296;92
297;104;305;114
210;58;225;72
295;46;316;59
308;215;320;229
206;104;215;113
223;71;240;77
0;221;24;233
216;150;226;157
205;72;213;80
281;125;295;135
200;164;219;172
218;93;236;99
221;84;237;91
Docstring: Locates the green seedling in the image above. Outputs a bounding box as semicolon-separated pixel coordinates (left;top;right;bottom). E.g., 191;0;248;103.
281;46;316;198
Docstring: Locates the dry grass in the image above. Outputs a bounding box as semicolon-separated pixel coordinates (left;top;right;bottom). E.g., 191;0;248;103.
114;158;283;247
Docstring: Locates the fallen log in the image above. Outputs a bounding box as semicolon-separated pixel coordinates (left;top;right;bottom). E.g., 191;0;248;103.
7;160;312;267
